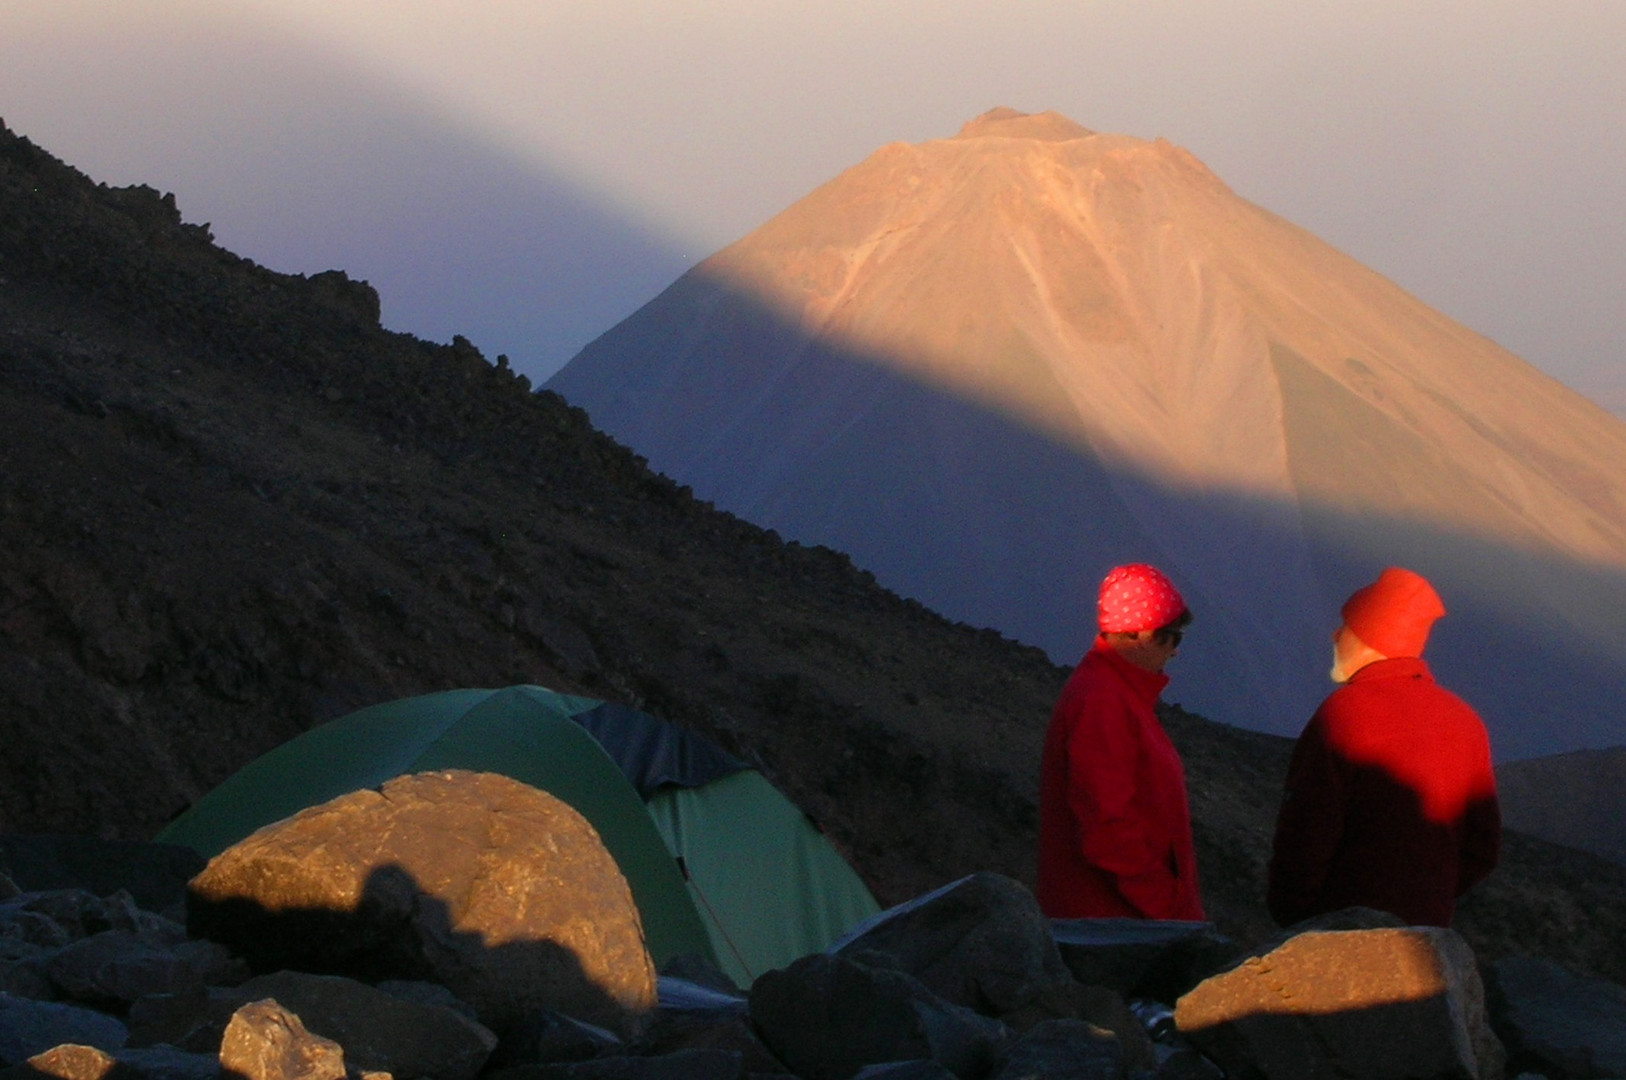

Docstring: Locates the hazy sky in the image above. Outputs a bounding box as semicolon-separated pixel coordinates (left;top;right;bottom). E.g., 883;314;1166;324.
4;1;1624;415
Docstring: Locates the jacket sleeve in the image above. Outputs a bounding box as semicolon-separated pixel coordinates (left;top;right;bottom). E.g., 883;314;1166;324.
1267;712;1348;927
1456;728;1501;895
1063;692;1180;918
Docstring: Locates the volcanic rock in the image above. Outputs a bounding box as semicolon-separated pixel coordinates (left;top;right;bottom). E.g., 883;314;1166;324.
748;953;1008;1080
217;1000;345;1080
1484;954;1626;1078
831;872;1073;1017
0;839;204;918
1174;927;1501;1079
186;771;655;1037
984;1018;1123;1080
1051;918;1239;1005
44;931;242;1009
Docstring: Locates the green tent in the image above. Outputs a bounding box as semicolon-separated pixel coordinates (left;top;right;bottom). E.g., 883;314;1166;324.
158;685;878;986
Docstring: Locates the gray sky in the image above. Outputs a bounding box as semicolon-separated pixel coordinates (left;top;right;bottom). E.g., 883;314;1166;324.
4;1;1624;415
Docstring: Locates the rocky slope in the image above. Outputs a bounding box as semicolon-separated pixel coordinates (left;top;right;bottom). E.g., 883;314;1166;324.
549;107;1626;759
2;119;1626;983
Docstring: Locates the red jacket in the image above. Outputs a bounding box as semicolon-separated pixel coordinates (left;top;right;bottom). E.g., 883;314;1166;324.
1268;657;1500;928
1037;639;1205;920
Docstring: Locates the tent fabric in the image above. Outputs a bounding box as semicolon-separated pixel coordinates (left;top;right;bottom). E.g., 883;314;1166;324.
569;701;748;798
646;770;880;987
157;686;711;967
156;684;880;983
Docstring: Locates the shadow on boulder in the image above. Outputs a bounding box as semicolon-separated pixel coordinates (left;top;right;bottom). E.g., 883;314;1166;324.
184;771;658;1041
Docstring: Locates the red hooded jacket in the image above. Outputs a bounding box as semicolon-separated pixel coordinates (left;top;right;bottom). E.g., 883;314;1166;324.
1037;639;1205;920
1268;657;1500;927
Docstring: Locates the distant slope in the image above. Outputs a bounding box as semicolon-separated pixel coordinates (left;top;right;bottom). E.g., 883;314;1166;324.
550;107;1626;758
1499;748;1626;865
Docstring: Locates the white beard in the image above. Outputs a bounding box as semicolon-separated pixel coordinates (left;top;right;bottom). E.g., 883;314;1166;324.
1330;646;1351;684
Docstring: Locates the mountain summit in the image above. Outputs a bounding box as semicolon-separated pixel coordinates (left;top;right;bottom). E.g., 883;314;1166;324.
549;108;1626;757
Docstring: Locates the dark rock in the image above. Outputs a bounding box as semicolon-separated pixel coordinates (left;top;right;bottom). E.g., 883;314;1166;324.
372;981;478;1023
489;1008;622;1069
0;838;205;917
851;1063;956;1080
984;1018;1123;1080
305;271;380;327
0;963;52;1003
225;971;495;1080
0;892;171;947
113;1046;222;1080
1174;927;1502;1080
748;953;1008;1080
217;1000;345;1080
126;986;213;1050
45;931;243;1008
490;1048;742;1080
633;1010;781;1075
628;978;773;1076
833;873;1072;1020
187;771;656;1038
1485;955;1626;1078
0;994;128;1066
1050;919;1239;1003
995;982;1152;1072
1148;1048;1223;1079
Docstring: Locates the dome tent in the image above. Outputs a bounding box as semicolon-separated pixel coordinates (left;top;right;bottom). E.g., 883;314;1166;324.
158;685;879;986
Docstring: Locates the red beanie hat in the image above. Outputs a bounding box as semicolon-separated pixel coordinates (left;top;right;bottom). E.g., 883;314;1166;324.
1098;564;1187;634
1341;567;1446;658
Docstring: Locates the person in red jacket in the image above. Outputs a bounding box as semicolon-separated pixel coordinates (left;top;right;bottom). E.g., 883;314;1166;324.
1268;567;1501;928
1037;563;1205;921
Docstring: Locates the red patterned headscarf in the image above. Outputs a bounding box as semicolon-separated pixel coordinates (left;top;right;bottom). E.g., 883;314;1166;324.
1097;564;1187;634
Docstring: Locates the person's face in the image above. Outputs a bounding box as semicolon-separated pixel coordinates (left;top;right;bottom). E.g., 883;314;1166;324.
1330;624;1372;683
1118;627;1182;673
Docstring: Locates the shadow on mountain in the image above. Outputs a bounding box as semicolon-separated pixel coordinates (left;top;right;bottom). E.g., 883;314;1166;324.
550;268;1626;760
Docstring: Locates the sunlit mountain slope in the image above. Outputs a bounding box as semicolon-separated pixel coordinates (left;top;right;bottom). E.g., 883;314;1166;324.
550;108;1626;757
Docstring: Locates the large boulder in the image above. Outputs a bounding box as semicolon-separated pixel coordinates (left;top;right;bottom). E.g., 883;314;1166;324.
187;771;656;1037
832;874;1075;1021
1174;927;1502;1080
1484;955;1626;1078
748;953;1008;1080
